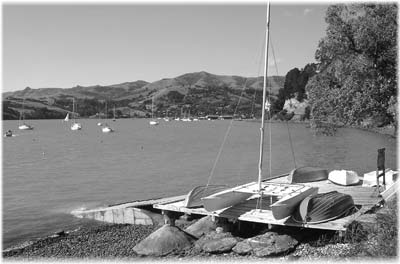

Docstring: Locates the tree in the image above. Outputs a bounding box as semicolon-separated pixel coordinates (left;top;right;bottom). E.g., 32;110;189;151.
306;4;397;126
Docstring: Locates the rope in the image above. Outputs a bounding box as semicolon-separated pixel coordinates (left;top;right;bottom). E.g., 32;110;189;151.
205;16;267;189
269;34;297;169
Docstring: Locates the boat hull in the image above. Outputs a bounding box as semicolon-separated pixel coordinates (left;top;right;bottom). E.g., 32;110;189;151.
184;185;228;208
328;170;359;186
18;124;33;130
288;166;328;183
292;191;355;224
71;123;82;130
202;190;254;212
270;186;318;220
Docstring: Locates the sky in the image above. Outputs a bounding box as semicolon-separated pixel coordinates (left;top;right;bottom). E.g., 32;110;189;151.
2;1;329;92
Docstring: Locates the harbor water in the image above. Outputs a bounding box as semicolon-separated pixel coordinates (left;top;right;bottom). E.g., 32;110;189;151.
2;119;397;249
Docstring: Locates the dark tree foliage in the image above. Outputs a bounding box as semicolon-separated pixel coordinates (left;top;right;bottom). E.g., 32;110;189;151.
274;64;317;112
306;4;397;127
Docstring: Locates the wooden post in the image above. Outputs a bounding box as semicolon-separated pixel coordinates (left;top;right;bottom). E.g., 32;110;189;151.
162;210;178;226
376;148;386;194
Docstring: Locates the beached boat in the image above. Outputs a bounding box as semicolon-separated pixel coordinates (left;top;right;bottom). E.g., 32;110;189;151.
288;166;328;183
184;185;228;208
201;3;319;220
328;170;359;186
292;191;355;224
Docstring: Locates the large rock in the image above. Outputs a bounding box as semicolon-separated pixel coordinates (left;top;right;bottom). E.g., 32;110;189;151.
133;224;195;256
232;232;298;257
184;216;217;238
195;231;239;253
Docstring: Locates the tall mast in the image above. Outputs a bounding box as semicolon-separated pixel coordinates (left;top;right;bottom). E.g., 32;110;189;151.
257;2;271;192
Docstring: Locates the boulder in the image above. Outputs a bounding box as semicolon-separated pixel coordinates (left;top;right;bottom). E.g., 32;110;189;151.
232;232;298;257
194;231;238;254
202;237;238;253
185;216;217;238
133;224;195;256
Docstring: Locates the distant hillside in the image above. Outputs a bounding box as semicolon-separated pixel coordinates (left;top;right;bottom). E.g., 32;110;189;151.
2;71;284;120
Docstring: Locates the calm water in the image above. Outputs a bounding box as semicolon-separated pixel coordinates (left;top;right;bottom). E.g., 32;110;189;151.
2;119;397;249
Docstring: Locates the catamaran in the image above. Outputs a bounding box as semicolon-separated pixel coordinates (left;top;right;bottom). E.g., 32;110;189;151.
196;2;318;220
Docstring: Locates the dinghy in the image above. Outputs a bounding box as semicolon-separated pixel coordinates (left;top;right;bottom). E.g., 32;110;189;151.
184;185;228;208
288;166;328;183
328;170;359;186
292;191;355;224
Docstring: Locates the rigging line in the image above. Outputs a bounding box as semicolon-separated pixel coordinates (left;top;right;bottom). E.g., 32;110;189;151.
205;19;268;190
270;34;297;169
205;76;252;189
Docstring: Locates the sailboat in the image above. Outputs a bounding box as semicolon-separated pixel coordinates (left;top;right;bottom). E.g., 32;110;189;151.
70;98;82;131
97;103;103;126
64;113;70;122
18;98;34;130
112;105;116;122
102;101;114;133
149;95;159;125
199;2;318;220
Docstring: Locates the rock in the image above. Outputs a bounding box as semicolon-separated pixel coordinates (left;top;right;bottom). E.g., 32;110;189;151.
194;231;233;249
184;216;217;238
233;232;298;257
201;237;238;253
232;241;253;255
133;224;195;256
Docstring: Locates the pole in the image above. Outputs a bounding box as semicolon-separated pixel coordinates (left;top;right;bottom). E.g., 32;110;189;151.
257;2;271;193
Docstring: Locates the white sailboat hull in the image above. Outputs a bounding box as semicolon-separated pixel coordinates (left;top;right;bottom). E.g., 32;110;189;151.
149;120;159;125
102;126;114;133
71;123;82;130
18;124;33;130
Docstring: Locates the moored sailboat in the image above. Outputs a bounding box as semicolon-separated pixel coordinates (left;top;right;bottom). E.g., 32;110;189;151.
18;98;34;130
149;95;159;126
70;98;82;131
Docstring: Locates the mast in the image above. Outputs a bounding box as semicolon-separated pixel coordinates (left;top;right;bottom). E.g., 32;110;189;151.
257;2;271;192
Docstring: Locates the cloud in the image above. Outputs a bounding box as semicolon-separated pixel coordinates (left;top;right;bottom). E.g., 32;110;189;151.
303;8;313;16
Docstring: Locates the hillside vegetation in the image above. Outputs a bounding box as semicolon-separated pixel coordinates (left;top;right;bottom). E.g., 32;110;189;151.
3;72;284;120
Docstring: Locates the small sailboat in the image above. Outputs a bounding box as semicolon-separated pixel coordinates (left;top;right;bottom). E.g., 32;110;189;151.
292;191;355;224
18;98;34;130
112;105;116;122
64;113;70;122
70;98;82;131
201;3;318;220
149;95;159;126
102;101;114;133
328;170;360;186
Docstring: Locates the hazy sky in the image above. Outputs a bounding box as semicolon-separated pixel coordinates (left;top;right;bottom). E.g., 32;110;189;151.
3;3;328;92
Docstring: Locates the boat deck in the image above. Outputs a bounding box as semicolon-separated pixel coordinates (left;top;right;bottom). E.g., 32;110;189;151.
154;176;383;231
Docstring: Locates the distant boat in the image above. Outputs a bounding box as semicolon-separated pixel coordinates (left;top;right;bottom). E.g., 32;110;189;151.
292;191;355;224
149;95;159;126
18;98;34;130
4;130;13;137
328;170;359;186
70;98;82;131
102;101;114;133
288;166;328;183
113;105;116;122
64;113;70;122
